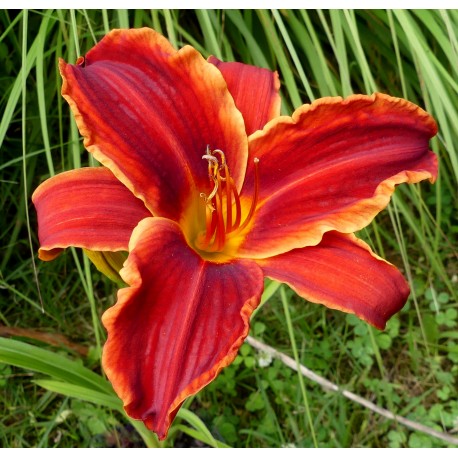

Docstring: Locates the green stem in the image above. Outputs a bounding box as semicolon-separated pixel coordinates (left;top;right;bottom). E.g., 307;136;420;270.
280;286;318;447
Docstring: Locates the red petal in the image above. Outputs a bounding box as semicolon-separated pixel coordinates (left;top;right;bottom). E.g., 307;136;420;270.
258;232;410;329
102;217;264;439
60;28;247;222
32;168;150;261
239;93;438;258
208;56;281;135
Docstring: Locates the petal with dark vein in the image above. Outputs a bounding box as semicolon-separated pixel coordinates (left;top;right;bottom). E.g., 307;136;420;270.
60;28;247;222
258;232;410;329
32;167;150;261
239;93;438;258
208;56;281;135
102;217;264;439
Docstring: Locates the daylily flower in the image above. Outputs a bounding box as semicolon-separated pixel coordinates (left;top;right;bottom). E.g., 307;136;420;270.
32;28;438;440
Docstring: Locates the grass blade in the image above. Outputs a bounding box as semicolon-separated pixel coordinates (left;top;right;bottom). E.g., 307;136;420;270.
0;337;112;394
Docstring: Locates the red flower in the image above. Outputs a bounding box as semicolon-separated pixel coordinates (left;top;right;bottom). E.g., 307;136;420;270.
32;28;438;440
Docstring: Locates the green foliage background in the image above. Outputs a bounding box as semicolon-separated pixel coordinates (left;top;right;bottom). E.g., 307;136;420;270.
0;9;457;447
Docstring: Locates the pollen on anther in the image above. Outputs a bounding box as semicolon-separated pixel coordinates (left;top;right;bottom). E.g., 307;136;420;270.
202;154;218;165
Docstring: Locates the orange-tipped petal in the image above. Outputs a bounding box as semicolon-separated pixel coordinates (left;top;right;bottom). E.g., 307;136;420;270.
239;93;438;258
208;56;281;135
32;168;150;260
102;217;264;440
258;232;410;329
60;28;248;222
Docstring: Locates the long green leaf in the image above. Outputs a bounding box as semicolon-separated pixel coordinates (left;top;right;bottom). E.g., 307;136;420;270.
176;408;219;448
34;379;122;411
0;337;112;394
0;17;40;149
35;378;161;447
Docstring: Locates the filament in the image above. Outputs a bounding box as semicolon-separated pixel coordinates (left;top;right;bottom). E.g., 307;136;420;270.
197;148;260;253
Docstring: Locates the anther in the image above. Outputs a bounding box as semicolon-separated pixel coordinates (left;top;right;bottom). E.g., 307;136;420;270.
202;154;218;165
212;149;226;170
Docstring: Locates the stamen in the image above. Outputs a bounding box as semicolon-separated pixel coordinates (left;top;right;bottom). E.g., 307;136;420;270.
200;150;220;211
212;149;226;170
224;164;233;232
214;173;226;251
197;148;260;254
206;176;219;202
227;178;241;232
199;198;217;250
200;192;215;212
237;158;259;232
204;204;215;245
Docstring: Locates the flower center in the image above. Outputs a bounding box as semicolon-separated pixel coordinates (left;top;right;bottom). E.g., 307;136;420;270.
193;146;259;257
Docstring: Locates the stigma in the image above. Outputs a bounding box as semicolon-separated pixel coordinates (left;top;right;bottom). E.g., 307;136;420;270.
195;146;259;253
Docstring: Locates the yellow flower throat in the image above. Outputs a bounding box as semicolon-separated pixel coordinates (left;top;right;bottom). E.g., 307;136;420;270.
191;146;259;259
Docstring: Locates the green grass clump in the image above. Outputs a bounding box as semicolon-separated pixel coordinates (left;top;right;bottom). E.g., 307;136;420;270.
1;9;457;447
